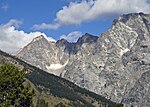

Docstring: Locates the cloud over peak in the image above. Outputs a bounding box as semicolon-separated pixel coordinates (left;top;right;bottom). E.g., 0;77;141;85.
60;31;83;42
2;19;22;28
33;0;150;30
0;20;55;53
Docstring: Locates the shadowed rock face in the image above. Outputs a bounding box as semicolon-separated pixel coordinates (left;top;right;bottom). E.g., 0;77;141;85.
16;13;150;107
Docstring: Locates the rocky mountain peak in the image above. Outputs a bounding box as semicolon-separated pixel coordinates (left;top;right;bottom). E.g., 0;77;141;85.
16;13;150;107
56;38;69;47
32;35;46;42
113;12;150;25
77;33;98;45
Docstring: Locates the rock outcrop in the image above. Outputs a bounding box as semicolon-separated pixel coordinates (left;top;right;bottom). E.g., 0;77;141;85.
16;13;150;107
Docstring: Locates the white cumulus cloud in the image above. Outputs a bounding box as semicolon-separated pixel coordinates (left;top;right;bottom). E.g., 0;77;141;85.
60;31;83;42
33;0;150;30
0;19;55;53
32;23;61;30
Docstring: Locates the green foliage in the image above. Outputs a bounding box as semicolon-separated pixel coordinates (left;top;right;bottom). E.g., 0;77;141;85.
55;102;67;107
26;67;122;107
115;103;124;107
36;99;48;107
0;63;35;107
0;50;124;107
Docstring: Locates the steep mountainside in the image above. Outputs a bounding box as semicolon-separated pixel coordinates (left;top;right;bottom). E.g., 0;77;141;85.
16;13;150;107
0;50;122;107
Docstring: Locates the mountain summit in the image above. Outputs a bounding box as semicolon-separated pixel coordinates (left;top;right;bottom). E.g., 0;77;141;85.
77;33;98;44
16;13;150;107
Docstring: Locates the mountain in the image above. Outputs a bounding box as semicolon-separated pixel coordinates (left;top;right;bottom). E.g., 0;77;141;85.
0;50;122;107
16;13;150;107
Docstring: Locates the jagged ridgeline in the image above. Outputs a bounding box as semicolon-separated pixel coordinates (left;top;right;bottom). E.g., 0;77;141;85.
16;13;150;107
0;50;123;107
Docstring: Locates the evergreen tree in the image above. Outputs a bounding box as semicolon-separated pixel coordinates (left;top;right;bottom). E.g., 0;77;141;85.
0;63;35;107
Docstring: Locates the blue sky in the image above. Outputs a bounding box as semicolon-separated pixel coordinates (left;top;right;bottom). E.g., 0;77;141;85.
0;0;112;39
0;0;150;53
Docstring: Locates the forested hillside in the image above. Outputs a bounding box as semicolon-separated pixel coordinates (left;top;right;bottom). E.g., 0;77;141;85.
0;50;123;107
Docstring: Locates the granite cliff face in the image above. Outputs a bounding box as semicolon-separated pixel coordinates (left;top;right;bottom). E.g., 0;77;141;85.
16;13;150;107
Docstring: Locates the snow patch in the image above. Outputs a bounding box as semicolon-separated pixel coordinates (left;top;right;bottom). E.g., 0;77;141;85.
120;48;129;56
46;60;69;70
46;64;63;70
